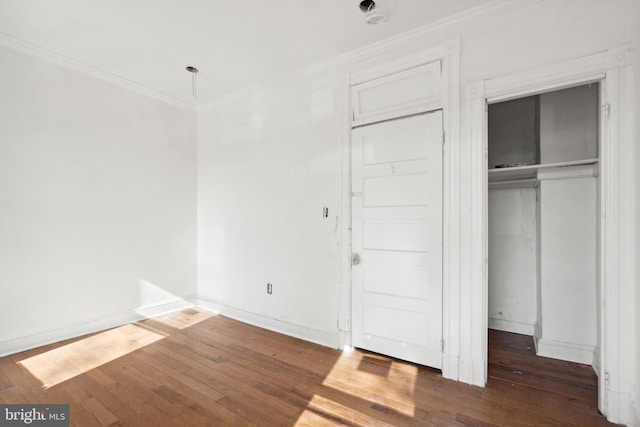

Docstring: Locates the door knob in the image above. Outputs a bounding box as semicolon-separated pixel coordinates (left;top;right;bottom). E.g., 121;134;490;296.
352;253;362;266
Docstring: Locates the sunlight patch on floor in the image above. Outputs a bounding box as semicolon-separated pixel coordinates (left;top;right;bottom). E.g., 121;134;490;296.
294;394;391;427
18;323;166;388
320;352;418;417
150;308;214;330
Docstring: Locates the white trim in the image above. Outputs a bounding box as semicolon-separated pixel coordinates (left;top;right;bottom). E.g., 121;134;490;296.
468;45;635;424
533;320;542;351
134;298;196;319
340;40;461;381
632;400;640;427
350;42;457;85
592;346;601;377
536;164;598;181
199;0;537;111
0;32;195;111
597;75;609;415
351;60;443;127
0;1;537;113
483;52;609;103
0;296;340;359
608;46;634;68
607;391;636;427
535;339;595;365
601;56;636;425
317;0;542;80
194;297;339;349
488;319;534;336
0;298;195;358
466;80;488;387
338;74;353;351
441;49;462;383
332;0;532;74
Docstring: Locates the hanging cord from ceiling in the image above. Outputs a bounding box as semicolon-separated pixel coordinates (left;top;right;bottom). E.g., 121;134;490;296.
186;66;199;100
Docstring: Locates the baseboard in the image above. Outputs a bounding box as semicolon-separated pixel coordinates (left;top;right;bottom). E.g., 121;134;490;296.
535;338;595;365
134;298;195;319
441;352;460;382
591;346;600;377
0;295;339;358
194;296;339;349
456;356;486;387
533;322;541;353
632;399;640;427
605;389;636;426
488;318;534;336
0;298;195;358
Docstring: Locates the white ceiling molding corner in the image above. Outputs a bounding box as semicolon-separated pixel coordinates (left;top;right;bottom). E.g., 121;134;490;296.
199;0;535;112
0;31;196;111
0;0;540;109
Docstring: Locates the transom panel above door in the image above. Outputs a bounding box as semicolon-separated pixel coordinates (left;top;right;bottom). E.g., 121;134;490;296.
351;61;442;127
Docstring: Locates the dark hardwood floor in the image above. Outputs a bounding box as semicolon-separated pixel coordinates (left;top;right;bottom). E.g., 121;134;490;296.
0;310;619;426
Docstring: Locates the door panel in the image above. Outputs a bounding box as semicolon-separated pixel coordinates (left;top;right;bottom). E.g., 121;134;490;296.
352;111;443;369
364;174;430;206
364;220;429;252
363;127;431;165
362;306;429;345
363;252;436;299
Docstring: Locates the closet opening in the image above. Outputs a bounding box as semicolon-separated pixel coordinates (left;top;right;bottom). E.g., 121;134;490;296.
487;83;602;390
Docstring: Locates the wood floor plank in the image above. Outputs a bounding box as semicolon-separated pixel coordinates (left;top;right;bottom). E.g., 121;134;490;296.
82;396;120;427
0;311;620;426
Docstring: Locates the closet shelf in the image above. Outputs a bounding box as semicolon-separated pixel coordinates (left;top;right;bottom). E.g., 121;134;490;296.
489;158;599;185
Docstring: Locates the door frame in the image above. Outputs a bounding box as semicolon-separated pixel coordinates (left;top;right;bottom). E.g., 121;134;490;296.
337;39;461;381
467;46;634;420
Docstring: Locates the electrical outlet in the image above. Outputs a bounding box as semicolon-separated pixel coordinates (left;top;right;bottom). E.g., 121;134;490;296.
267;283;273;295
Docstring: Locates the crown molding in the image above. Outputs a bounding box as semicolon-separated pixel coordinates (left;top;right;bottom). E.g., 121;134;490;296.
199;0;541;111
0;32;195;112
321;0;540;72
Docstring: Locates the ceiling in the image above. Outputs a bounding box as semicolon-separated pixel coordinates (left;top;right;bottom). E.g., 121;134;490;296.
0;0;491;106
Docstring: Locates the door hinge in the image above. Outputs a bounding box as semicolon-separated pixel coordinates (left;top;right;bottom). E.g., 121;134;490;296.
440;338;445;353
604;371;610;387
603;104;611;119
441;131;445;145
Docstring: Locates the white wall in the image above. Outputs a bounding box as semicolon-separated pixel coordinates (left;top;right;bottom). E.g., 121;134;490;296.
198;76;345;344
488;96;538;168
0;44;197;352
488;83;600;361
539;85;599;163
488;187;537;335
454;0;631;385
537;175;597;364
197;0;635;421
197;0;633;344
633;1;640;425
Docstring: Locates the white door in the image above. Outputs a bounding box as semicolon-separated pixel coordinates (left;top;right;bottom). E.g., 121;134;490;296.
351;111;443;369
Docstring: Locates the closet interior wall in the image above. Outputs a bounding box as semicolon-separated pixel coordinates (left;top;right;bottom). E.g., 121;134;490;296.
488;83;600;366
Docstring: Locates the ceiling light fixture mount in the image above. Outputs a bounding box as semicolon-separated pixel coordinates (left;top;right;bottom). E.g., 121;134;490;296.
359;0;391;25
358;0;390;24
185;66;199;100
359;0;375;12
